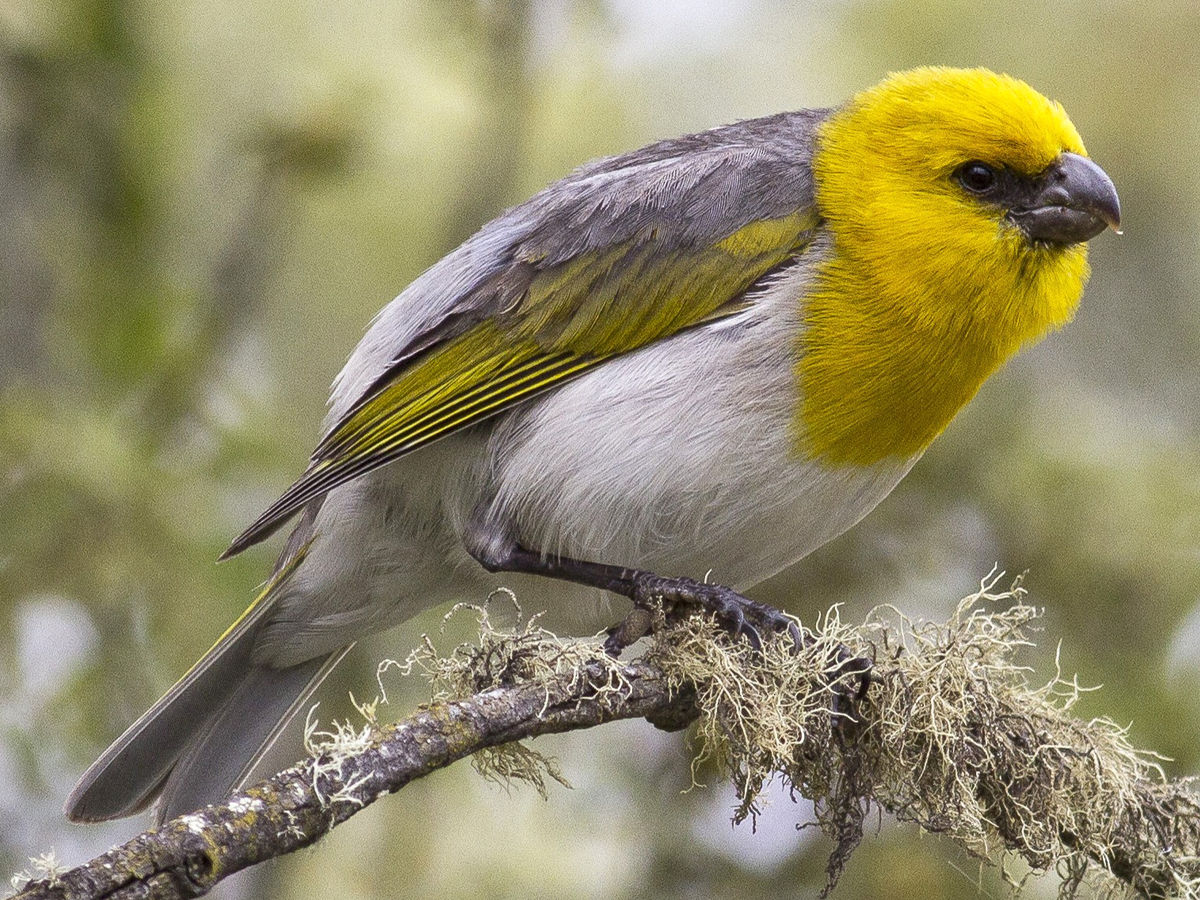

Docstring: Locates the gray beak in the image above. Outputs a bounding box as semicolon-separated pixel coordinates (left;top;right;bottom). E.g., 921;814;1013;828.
1009;152;1121;245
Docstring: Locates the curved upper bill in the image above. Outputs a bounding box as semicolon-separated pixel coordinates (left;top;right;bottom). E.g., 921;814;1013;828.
1009;152;1121;245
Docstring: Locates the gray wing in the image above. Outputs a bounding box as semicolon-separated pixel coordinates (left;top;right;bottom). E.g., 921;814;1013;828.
219;109;829;558
326;108;829;426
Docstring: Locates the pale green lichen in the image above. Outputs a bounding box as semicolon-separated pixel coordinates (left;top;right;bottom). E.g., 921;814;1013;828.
384;575;1200;898
644;573;1200;898
8;851;65;894
378;592;632;797
303;696;381;808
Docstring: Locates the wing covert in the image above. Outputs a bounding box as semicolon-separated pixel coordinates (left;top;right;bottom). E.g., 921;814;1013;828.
223;113;827;558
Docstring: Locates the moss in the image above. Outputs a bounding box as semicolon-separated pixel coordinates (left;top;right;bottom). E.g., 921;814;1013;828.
387;577;1198;897
644;574;1200;897
385;594;619;797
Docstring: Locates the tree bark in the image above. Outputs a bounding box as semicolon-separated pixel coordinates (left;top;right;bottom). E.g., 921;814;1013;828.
16;660;687;900
14;598;1200;900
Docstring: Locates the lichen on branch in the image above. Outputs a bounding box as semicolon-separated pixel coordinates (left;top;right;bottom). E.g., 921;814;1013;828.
13;577;1200;900
642;575;1200;897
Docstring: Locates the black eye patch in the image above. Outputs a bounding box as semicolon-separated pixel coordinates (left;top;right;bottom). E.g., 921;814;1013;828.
953;162;1047;213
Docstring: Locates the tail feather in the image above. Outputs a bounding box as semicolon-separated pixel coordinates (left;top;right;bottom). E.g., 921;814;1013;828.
155;648;349;824
65;598;269;822
65;535;349;824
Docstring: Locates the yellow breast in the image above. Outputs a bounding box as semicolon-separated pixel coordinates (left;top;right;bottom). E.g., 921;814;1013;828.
795;67;1094;466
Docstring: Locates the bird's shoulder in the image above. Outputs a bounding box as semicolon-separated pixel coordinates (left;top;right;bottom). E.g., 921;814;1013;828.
331;107;830;422
223;109;831;558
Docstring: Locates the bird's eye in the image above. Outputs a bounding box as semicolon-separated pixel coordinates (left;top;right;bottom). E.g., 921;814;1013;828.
956;161;998;194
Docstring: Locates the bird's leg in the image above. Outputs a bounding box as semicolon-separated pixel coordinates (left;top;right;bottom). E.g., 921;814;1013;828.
466;531;869;705
467;535;800;651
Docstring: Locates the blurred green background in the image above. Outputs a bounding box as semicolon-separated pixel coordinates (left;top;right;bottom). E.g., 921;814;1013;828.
2;1;1199;897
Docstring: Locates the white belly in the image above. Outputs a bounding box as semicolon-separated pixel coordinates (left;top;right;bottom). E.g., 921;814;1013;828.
482;290;916;590
262;264;917;663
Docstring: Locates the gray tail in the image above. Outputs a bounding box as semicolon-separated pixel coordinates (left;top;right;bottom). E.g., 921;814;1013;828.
155;650;348;824
66;565;351;824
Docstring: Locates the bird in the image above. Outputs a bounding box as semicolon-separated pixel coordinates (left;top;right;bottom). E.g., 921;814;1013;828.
66;66;1120;825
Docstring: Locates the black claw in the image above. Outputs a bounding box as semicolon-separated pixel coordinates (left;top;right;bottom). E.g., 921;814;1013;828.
602;632;623;658
825;645;874;723
786;621;804;651
603;606;655;658
739;622;763;653
722;599;744;631
630;572;807;656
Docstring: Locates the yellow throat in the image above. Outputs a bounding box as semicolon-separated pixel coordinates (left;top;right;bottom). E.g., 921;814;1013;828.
799;67;1093;466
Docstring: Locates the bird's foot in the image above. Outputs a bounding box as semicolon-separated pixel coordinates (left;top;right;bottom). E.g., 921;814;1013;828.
826;644;873;721
631;573;803;652
603;573;872;714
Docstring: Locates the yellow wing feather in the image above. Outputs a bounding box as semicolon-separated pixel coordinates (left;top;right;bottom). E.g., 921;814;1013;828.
223;212;816;557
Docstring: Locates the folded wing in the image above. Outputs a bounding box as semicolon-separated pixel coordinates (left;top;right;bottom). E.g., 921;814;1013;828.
224;112;826;558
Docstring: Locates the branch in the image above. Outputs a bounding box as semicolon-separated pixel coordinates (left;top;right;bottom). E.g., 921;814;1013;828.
15;656;682;900
14;581;1200;900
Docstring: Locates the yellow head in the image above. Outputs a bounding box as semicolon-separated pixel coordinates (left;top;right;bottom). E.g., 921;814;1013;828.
801;67;1119;465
